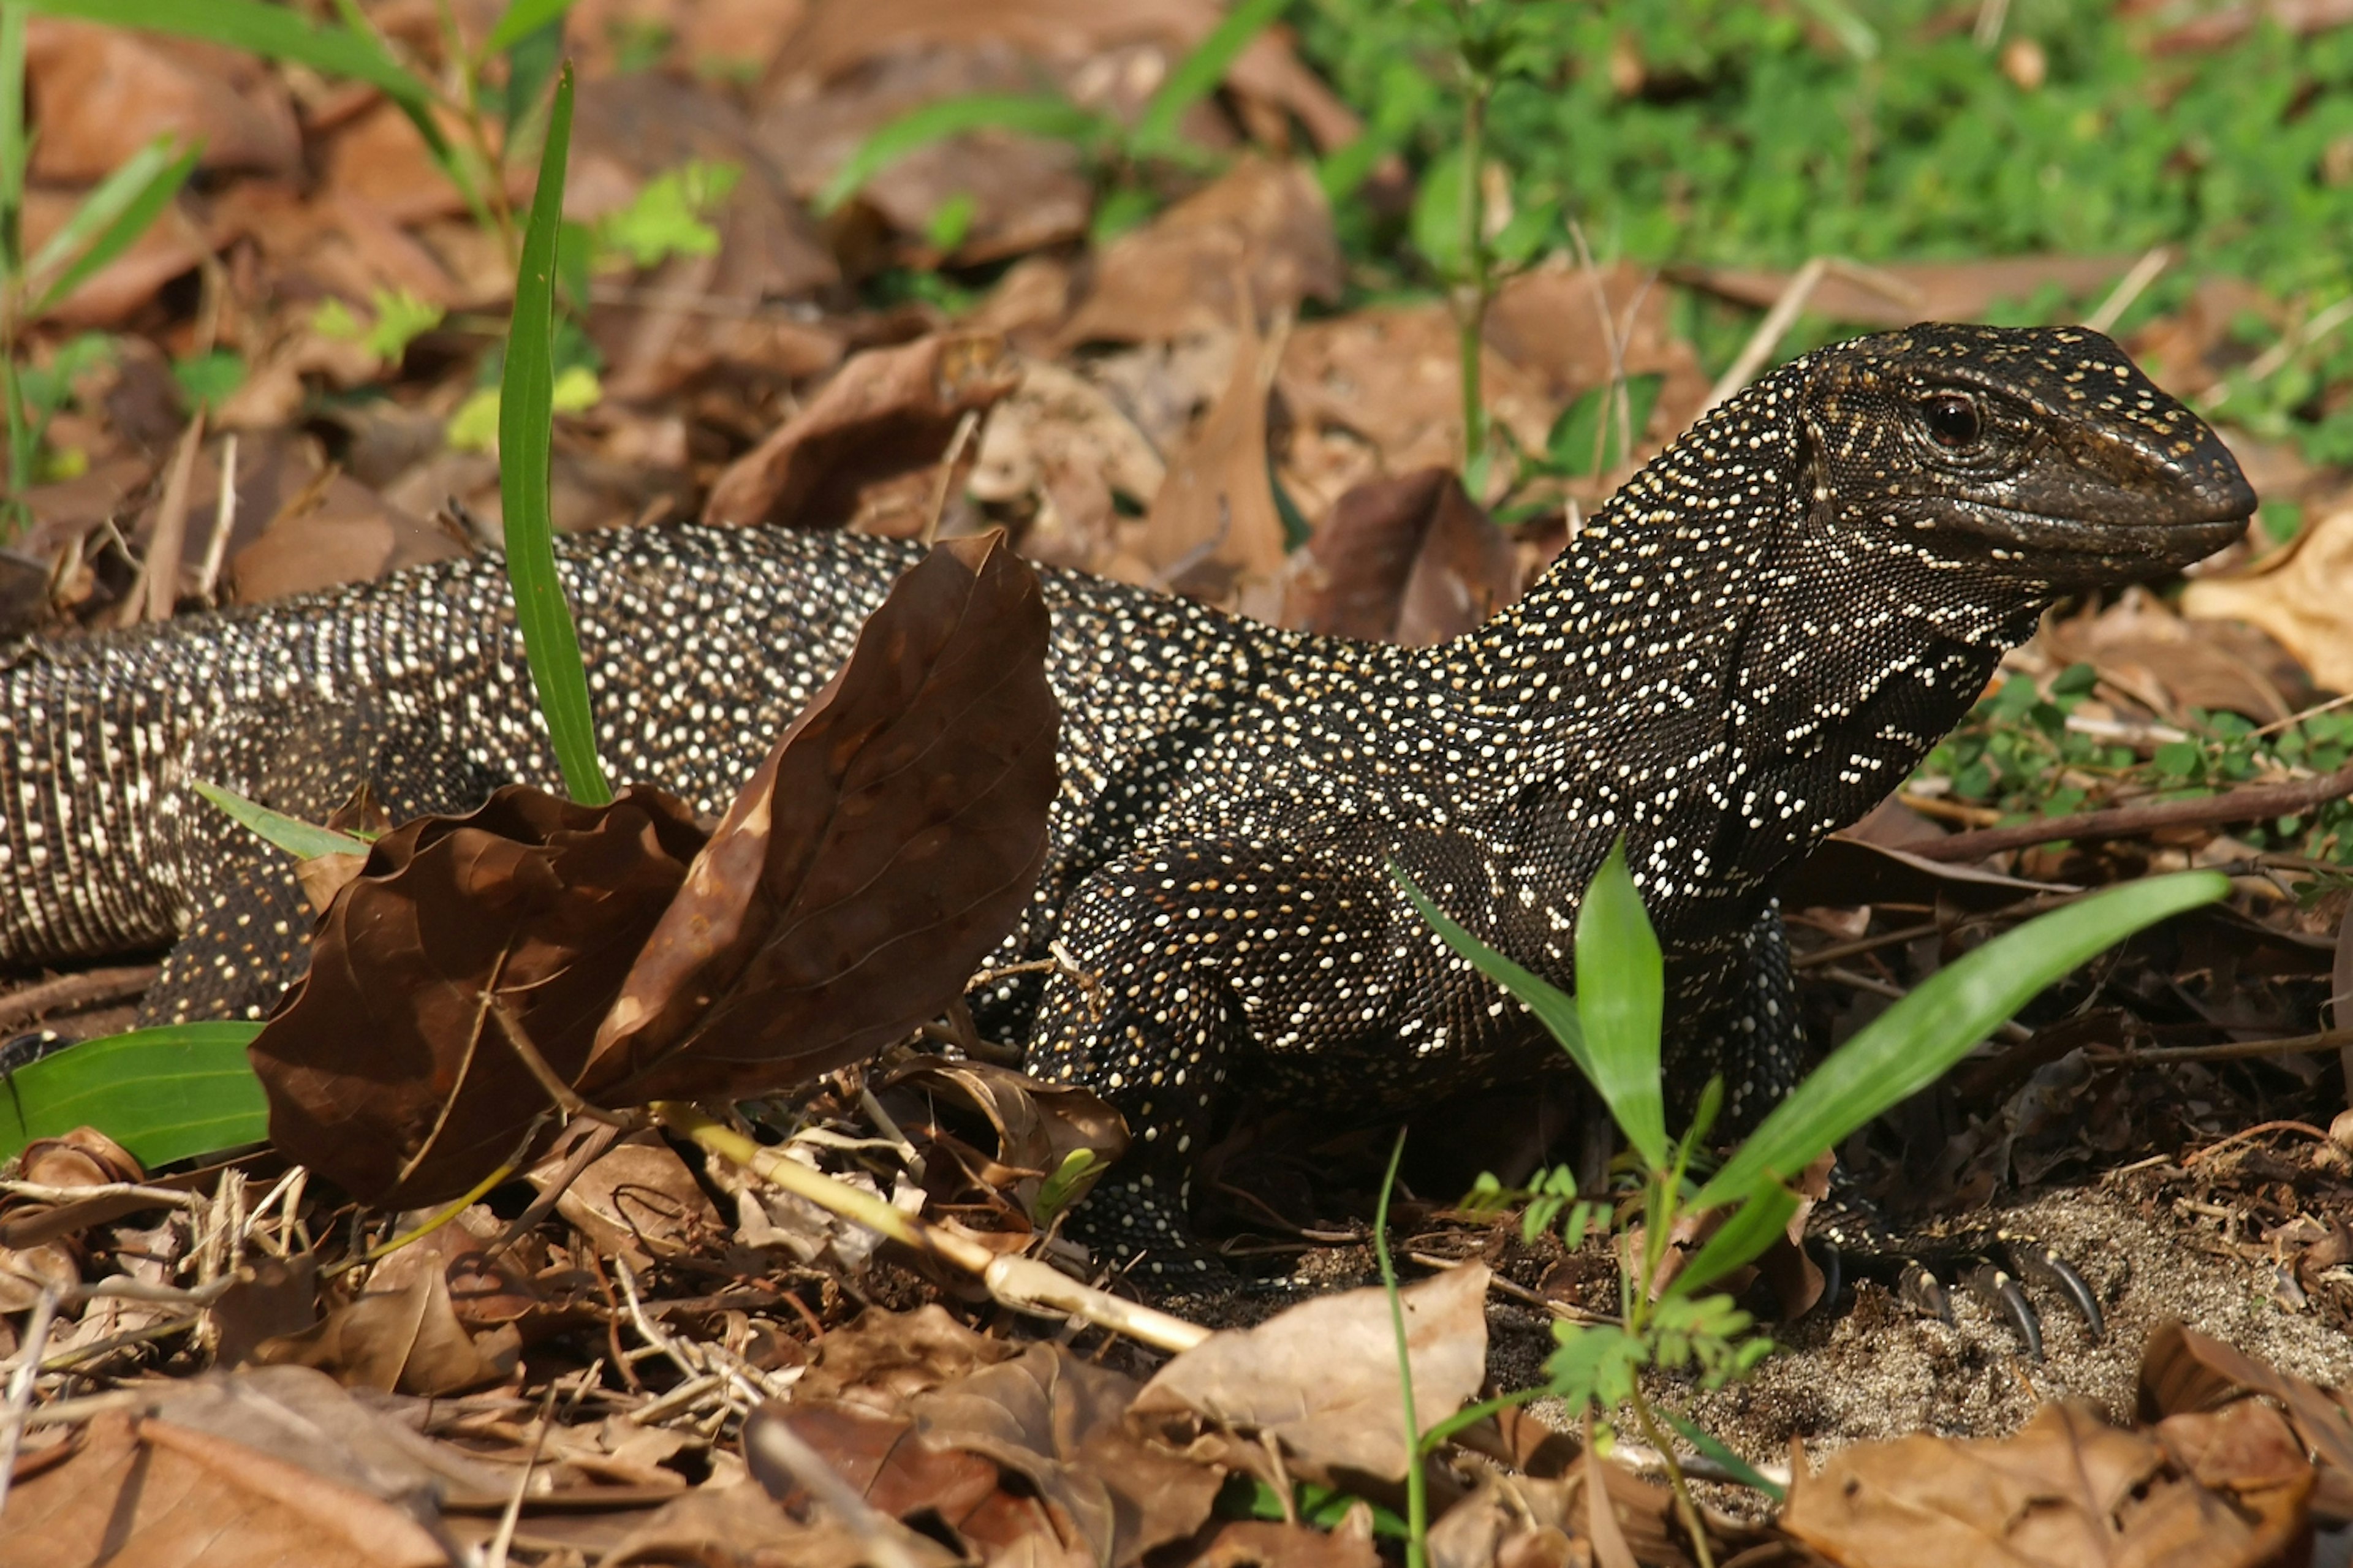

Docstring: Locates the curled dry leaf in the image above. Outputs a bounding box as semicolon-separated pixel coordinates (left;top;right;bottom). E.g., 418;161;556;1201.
702;332;1021;531
1283;468;1521;646
1781;1398;2310;1568
1055;159;1344;350
2182;503;2353;694
1141;313;1290;614
2141;1317;2353;1518
248;786;707;1209
883;1056;1127;1219
0;1412;456;1568
1129;1262;1492;1488
580;529;1057;1104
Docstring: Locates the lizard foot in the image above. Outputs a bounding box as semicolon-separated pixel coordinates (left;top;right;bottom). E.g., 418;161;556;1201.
1806;1214;2103;1360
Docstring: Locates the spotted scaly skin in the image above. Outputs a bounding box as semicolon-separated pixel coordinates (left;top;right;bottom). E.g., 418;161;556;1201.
0;327;2250;1281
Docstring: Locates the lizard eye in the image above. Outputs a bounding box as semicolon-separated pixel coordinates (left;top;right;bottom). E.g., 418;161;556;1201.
1920;393;1982;449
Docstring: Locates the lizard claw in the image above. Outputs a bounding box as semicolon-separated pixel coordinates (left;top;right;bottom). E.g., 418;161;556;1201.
1896;1259;1954;1326
1966;1262;2044;1360
2002;1232;2104;1344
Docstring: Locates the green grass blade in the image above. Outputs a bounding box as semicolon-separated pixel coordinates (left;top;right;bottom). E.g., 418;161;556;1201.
814;94;1113;214
0;1023;268;1168
1132;0;1288;156
1393;864;1591;1081
1659;1407;1786;1501
29;138;198;316
500;61;608;806
1660;1180;1798;1301
1691;871;2229;1211
20;0;438;116
484;0;580;61
192;781;369;860
1573;840;1667;1170
1;4;27;277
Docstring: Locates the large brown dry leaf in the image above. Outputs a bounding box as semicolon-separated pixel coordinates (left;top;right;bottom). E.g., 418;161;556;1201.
2141;1318;2353;1517
2182;503;2353;692
0;1410;454;1568
792;1303;1021;1411
703;332;1020;531
1673;254;2136;329
1278;306;1556;508
579;531;1057;1104
2042;589;2300;724
593;1477;963;1568
1483;260;1712;436
968;357;1167;571
1284;467;1521;645
754;41;1094;268
1140;314;1290;612
25;20;301;181
913;1342;1225;1566
252;1242;519;1396
1781;1398;2309;1568
750;1401;1043;1554
1055;159;1344;348
249;786;708;1207
1129;1262;1491;1487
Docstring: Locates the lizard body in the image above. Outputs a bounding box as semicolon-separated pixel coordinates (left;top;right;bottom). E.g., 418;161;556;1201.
0;326;2252;1273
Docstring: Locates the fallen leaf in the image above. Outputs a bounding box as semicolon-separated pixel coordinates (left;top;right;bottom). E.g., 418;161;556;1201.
702;332;1020;531
884;1056;1127;1218
1191;1517;1384;1568
253;1243;518;1396
25;20;301;182
2182;502;2353;692
1483;260;1711;437
1284;467;1521;645
591;1477;963;1568
1129;1263;1492;1487
1278;305;1555;504
1140;314;1290;612
2044;588;2301;723
19;186;205;328
1781;1398;2309;1568
578;530;1058;1105
249;785;709;1208
0;1410;453;1568
791;1303;1021;1411
534;1131;724;1270
1055;159;1344;349
967;356;1167;571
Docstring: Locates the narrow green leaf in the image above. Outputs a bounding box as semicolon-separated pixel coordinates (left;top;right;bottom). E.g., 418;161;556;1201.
0;1023;268;1168
28;138;198;316
1661;1181;1798;1301
484;0;580;59
501;62;610;806
815;94;1113;214
1393;864;1591;1080
1;6;28;275
1131;0;1288;155
1691;871;2229;1211
192;781;369;861
1409;147;1468;281
1658;1407;1786;1501
1573;840;1667;1170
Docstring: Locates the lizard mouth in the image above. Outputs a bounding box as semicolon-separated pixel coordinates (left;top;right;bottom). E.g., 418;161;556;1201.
1912;496;2253;575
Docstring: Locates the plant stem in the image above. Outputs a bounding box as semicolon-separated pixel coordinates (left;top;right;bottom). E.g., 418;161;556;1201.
1373;1127;1427;1568
0;6;28;531
1451;11;1493;487
1630;1389;1717;1568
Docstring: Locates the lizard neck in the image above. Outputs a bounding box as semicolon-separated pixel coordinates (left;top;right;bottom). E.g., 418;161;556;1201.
1421;376;2051;940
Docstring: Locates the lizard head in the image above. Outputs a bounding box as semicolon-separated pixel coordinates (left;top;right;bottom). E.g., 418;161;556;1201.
1797;323;2254;588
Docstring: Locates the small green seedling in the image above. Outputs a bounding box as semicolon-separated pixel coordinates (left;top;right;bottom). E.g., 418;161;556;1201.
1385;842;2227;1568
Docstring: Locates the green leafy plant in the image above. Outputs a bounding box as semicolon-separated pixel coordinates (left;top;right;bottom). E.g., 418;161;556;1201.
1384;843;2227;1566
816;0;1289;242
313;287;448;368
594;158;741;270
